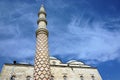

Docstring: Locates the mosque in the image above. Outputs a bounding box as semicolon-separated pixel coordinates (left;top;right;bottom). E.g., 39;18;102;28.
0;4;102;80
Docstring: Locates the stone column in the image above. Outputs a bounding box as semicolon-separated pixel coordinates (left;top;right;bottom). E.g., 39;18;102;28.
34;5;51;80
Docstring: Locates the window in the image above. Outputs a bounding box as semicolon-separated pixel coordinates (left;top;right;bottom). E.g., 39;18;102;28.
80;75;84;80
91;75;95;80
51;75;54;80
10;75;15;80
63;75;67;80
26;76;31;80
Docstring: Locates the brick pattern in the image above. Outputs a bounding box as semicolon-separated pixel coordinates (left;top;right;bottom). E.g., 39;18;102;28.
34;33;50;80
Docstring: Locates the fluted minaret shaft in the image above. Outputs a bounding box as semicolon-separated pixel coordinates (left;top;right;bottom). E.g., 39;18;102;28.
34;5;51;80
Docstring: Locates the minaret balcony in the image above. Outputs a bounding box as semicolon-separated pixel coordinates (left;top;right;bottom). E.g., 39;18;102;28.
38;11;46;17
37;18;47;25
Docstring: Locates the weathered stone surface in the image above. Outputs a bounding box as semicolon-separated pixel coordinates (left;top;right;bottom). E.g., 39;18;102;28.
0;58;102;80
34;4;50;80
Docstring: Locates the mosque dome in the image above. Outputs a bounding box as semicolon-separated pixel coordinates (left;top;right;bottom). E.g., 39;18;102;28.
67;60;84;65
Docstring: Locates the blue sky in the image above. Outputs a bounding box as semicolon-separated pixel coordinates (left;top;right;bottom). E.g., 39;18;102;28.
0;0;120;80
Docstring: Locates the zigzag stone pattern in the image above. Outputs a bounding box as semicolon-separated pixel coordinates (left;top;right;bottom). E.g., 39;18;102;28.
34;29;50;80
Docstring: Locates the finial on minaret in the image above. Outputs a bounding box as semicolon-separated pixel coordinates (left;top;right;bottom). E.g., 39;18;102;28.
38;4;46;16
38;0;46;17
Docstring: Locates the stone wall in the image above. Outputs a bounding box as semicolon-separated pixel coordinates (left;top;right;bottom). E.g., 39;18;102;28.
0;60;102;80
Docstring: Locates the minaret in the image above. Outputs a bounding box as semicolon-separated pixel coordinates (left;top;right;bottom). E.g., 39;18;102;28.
34;4;51;80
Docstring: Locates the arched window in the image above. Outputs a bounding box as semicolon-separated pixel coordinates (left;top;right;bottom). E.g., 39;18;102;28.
26;76;31;80
91;75;95;80
80;75;84;80
51;75;54;80
63;75;67;80
10;75;15;80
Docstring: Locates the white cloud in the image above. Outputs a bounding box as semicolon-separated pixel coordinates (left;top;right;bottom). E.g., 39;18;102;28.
49;15;120;64
0;38;35;58
0;1;37;61
70;17;120;61
0;0;120;65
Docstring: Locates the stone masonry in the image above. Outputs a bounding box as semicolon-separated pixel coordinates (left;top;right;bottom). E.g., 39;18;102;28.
34;5;51;80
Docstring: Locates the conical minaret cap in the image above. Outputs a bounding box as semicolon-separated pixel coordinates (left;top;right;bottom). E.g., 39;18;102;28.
38;4;46;16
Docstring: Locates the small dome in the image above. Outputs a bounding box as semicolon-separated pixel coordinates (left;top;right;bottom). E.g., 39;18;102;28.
67;60;77;63
50;56;62;64
67;60;84;65
50;56;57;60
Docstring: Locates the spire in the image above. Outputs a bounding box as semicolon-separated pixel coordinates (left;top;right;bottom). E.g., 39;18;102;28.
37;4;47;30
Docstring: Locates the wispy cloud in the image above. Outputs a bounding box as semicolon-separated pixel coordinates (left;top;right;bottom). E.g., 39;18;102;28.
49;15;120;63
0;0;120;66
0;0;38;65
43;0;120;64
